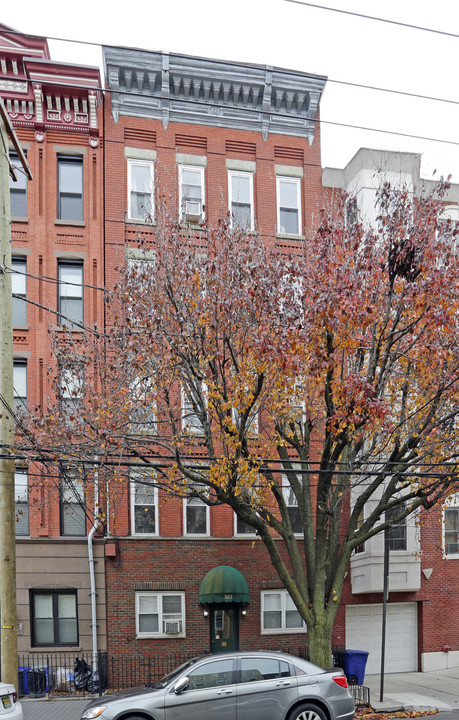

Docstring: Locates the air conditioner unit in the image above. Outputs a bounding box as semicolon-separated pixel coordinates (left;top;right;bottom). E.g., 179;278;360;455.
164;620;182;634
185;212;202;224
184;201;201;224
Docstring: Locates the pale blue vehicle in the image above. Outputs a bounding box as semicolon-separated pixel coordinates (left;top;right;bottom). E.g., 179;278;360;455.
81;651;355;720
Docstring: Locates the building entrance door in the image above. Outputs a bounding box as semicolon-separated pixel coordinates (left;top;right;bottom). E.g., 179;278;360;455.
210;603;239;653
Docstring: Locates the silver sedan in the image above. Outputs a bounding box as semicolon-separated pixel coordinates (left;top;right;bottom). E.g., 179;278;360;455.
81;651;355;720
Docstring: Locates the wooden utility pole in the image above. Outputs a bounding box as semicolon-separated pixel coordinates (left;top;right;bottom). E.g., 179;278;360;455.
0;99;31;686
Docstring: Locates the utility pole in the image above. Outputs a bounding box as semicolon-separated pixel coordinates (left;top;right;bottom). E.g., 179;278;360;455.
0;99;31;686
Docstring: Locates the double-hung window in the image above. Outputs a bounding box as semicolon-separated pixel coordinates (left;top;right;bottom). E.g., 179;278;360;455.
9;151;27;218
11;258;27;326
181;381;207;435
15;470;29;536
31;590;78;647
228;169;254;230
60;471;86;536
13;359;27;414
131;472;158;535
385;504;407;551
276;175;302;236
184;484;209;535
127;159;154;221
179;164;205;223
281;474;302;534
59;363;84;420
130;376;157;435
57;156;83;221
261;590;306;634
444;495;459;556
136;591;185;637
58;261;83;327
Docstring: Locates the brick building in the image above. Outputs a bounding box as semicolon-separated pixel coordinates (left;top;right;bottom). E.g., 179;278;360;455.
0;23;106;660
2;22;459;681
102;45;327;665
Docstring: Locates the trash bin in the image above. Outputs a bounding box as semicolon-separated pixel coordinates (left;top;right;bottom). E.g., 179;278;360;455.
18;667;29;695
17;669;25;698
342;650;369;685
26;668;47;698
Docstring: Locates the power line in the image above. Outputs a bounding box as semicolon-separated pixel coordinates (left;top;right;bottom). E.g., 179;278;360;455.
282;0;459;40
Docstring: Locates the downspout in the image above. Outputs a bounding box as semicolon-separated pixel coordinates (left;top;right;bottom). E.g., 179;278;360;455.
88;462;99;670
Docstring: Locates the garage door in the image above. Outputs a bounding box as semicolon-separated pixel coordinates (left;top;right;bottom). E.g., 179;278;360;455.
345;602;417;674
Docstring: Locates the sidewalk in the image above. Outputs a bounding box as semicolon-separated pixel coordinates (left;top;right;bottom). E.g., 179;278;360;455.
21;696;90;720
364;666;459;712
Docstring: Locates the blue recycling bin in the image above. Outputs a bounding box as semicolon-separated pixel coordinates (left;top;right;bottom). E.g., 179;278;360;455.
342;649;369;685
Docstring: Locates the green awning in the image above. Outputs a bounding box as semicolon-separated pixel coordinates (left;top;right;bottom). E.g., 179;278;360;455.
199;565;250;604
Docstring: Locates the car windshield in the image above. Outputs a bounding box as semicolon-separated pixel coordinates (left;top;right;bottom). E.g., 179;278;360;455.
152;658;199;689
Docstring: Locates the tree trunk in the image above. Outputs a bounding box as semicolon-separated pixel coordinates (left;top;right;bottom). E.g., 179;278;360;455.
308;620;334;669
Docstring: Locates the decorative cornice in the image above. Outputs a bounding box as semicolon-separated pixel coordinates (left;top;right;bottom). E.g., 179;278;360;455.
104;47;326;144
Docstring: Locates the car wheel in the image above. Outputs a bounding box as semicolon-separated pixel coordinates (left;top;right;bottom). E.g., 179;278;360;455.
288;702;328;720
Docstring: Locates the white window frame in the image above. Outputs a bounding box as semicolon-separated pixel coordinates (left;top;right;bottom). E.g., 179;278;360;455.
127;158;155;222
135;591;185;638
13;359;27;414
261;590;306;635
57;260;84;327
276;175;302;236
228;170;254;231
181;381;207;436
281;473;303;536
443;493;459;558
179;164;205;223
11;257;27;326
183;486;210;536
15;469;29;536
130;473;158;537
129;376;157;436
234;512;257;537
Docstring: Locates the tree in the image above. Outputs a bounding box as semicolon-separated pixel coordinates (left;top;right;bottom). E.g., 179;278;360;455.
17;180;459;667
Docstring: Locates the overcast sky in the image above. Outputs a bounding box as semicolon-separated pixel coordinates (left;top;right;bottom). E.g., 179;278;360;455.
3;0;459;180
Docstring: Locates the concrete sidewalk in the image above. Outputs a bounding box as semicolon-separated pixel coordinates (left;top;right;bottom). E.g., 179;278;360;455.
365;666;459;712
21;696;90;720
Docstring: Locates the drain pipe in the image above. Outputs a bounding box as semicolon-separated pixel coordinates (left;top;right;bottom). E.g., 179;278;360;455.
88;463;100;670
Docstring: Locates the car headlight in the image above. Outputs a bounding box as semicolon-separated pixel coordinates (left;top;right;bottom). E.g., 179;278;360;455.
81;706;108;719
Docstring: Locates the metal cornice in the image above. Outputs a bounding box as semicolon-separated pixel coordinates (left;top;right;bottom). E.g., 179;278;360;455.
104;47;326;144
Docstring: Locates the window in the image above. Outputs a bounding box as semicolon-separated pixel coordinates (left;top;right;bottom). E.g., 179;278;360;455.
444;495;459;556
59;364;84;419
240;657;291;683
131;472;158;535
15;470;29;536
181;382;207;435
228;170;254;230
58;261;83;326
13;359;27;414
179;165;205;223
127;159;154;221
232;402;258;438
277;176;301;235
184;485;209;535
31;590;78;647
235;514;256;536
9;151;27;217
130;376;157;435
60;471;86;536
261;590;306;634
282;474;302;534
187;658;234;689
385;504;407;551
136;591;185;637
11;258;27;325
57;156;83;221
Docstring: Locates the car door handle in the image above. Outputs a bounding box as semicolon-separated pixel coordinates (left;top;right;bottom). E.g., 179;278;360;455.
276;680;292;686
217;688;233;695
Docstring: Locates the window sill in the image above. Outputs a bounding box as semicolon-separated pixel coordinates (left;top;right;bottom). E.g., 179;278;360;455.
125;217;156;226
444;552;459;559
276;233;305;241
13;324;28;330
11;216;28;224
54;325;84;333
136;634;185;640
30;646;81;652
261;628;307;635
55;219;85;227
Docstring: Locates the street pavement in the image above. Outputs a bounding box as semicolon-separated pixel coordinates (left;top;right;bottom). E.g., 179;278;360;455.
19;665;459;719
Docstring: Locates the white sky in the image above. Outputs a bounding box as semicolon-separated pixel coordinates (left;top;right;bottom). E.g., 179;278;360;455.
3;0;459;180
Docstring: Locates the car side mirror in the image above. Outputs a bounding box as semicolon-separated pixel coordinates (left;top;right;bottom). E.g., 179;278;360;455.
174;676;190;694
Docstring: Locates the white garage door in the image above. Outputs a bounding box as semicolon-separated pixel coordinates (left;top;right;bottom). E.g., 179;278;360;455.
345;602;417;674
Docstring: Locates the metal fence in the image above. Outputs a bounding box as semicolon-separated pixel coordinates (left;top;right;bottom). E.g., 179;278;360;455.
17;643;369;702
